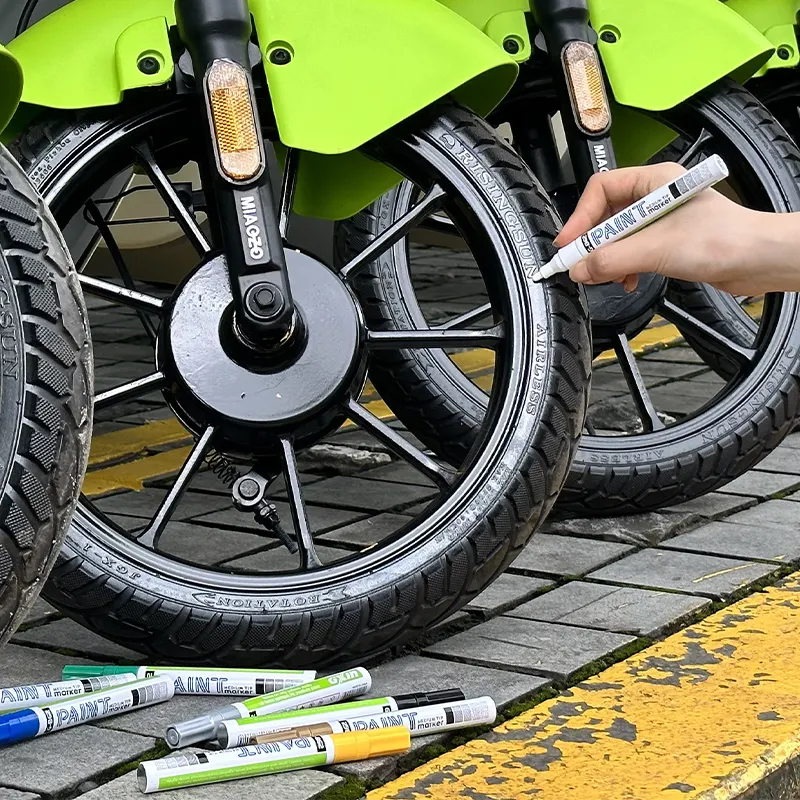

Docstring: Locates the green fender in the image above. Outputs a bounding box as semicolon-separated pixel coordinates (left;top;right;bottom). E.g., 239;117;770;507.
0;46;22;135
725;0;800;74
5;0;518;220
590;0;774;112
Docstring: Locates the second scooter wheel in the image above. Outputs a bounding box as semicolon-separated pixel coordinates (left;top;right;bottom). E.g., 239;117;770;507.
336;80;800;514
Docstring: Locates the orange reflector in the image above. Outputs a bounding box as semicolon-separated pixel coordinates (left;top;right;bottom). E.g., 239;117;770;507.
562;41;611;134
205;59;263;182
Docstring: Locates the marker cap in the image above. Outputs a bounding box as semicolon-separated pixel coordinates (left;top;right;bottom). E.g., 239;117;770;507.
332;727;411;762
0;709;40;748
395;689;465;709
62;665;137;680
166;716;217;748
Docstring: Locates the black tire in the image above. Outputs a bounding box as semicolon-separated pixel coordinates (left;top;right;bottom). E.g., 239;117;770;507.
0;145;92;646
10;103;591;666
336;79;800;514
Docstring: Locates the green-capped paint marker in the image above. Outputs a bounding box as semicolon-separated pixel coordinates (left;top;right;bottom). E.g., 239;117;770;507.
139;728;410;793
216;688;465;748
166;667;371;748
62;665;315;696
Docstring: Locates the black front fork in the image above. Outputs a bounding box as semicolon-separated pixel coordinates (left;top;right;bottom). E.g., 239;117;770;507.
175;0;295;344
533;0;617;190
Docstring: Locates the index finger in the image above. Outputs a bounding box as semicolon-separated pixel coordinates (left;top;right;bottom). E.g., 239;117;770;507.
555;162;687;247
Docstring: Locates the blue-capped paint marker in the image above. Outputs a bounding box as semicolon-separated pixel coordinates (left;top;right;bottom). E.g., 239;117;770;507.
0;675;174;747
0;673;138;712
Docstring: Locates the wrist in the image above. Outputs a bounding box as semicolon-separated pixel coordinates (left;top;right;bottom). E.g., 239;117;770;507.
747;211;800;292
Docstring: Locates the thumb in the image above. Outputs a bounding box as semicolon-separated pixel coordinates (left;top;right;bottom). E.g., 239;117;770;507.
569;232;665;285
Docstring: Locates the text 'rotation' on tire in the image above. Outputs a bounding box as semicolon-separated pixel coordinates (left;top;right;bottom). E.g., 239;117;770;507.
0;145;92;646
337;79;800;516
10;101;591;665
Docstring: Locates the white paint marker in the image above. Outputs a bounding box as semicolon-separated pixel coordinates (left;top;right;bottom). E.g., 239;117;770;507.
62;665;316;696
0;673;138;712
166;668;371;749
253;696;497;744
0;676;174;747
532;155;729;280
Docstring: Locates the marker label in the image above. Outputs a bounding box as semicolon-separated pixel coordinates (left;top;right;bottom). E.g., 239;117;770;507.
140;668;315;696
0;674;136;712
219;696;399;748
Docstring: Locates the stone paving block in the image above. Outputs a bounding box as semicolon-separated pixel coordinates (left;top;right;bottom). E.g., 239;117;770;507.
13;619;143;662
424;616;634;686
294;476;438;512
0;644;98;688
359;462;436;487
78;767;342;800
750;447;800;475
0;791;40;800
0;727;155;794
662;520;800;564
543;512;696;547
221;543;349;571
334;655;549;783
662;492;757;520
588;548;778;599
630;361;707;380
778;432;800;449
646;386;710;415
641;347;704;364
508;534;634;578
465;573;554;617
319;513;413;547
717;470;800;500
18;598;62;628
195;500;364;536
727;499;800;530
506;582;710;638
153;522;264;566
94;490;230;520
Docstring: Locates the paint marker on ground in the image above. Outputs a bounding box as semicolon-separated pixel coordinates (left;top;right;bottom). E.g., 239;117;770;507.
0;675;174;747
531;154;729;281
216;689;466;749
254;696;496;744
62;665;316;696
138;728;410;793
0;673;138;712
166;668;371;749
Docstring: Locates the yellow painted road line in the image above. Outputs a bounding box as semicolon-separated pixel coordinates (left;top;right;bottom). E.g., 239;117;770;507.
83;446;193;496
89;418;189;466
369;572;800;800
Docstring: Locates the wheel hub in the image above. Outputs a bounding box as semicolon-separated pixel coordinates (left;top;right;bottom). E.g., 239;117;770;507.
586;275;668;350
159;250;367;456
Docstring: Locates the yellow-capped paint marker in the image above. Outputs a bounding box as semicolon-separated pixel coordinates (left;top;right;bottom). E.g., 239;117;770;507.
137;727;411;793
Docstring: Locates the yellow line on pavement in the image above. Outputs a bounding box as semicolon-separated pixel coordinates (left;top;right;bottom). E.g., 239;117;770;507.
369;572;800;800
83;446;193;496
89;418;190;466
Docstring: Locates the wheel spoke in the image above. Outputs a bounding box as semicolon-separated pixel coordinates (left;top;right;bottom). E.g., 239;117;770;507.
279;436;323;570
435;303;493;331
660;298;757;367
677;129;714;167
345;398;454;489
367;325;503;350
136;426;216;550
339;184;446;281
133;141;212;256
613;332;665;433
85;201;159;343
95;371;166;410
279;148;298;240
78;274;164;314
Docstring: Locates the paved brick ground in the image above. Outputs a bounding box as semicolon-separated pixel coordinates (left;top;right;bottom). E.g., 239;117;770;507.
1;252;793;798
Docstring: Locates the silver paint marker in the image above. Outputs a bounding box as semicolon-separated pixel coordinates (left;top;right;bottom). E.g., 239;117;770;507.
532;155;729;280
0;673;138;712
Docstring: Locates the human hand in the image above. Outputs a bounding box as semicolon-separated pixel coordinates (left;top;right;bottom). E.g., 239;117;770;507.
555;162;800;295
